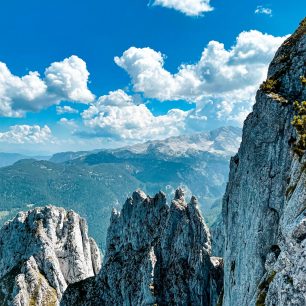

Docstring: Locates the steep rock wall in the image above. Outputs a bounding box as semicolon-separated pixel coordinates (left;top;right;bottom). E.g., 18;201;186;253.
222;19;306;306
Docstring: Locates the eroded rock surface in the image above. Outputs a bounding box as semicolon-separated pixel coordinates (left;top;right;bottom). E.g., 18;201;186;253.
222;19;306;306
62;189;223;305
0;206;101;305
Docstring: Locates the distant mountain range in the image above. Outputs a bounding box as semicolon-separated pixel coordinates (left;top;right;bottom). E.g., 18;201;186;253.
0;153;49;167
0;126;241;249
50;126;241;163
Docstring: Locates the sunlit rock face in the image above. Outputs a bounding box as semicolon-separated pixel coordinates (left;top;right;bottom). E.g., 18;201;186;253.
0;206;101;305
222;19;306;306
62;189;223;305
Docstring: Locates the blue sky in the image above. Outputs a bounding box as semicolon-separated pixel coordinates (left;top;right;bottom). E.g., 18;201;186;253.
0;0;304;154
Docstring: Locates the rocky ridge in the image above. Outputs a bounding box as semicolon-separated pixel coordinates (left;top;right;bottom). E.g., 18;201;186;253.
0;206;101;305
61;189;223;305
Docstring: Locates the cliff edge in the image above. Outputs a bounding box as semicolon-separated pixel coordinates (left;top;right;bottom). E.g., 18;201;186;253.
222;18;306;306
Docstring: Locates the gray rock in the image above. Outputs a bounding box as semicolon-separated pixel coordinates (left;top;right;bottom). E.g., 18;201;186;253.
0;206;101;305
211;214;224;257
62;189;222;305
222;18;306;306
156;193;212;305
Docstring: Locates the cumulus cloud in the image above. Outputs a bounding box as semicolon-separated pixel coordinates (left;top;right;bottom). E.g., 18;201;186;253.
255;6;272;16
0;55;94;117
115;30;287;126
0;125;53;144
81;90;188;141
58;118;78;128
151;0;213;16
45;56;94;102
56;105;79;115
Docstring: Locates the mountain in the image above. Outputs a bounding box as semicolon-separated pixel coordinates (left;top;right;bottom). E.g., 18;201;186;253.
0;152;49;167
50;126;241;162
114;126;241;158
60;18;306;306
71;126;241;221
61;189;223;305
0;159;142;250
63;18;306;306
220;19;306;305
49;151;91;163
0;126;241;250
0;18;305;306
0;206;101;305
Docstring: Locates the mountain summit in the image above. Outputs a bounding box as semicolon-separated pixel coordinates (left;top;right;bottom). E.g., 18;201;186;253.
0;18;305;306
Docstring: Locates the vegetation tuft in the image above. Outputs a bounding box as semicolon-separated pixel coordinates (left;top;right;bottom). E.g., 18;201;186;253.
283;18;306;46
256;271;276;306
291;100;306;156
260;78;279;93
290;77;306;156
300;76;306;85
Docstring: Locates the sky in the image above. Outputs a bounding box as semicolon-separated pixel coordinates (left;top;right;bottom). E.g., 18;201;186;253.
0;0;304;154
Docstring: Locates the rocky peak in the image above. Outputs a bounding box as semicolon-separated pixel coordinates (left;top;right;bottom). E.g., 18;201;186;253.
267;18;306;100
62;189;223;305
0;206;101;305
174;187;185;201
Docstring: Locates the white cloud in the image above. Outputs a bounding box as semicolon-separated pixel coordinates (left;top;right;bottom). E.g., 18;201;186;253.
81;90;188;141
151;0;213;16
0;55;94;117
0;125;53;144
115;47;201;101
45;56;94;102
115;30;287;126
58;118;78;128
255;6;272;16
56;105;79;115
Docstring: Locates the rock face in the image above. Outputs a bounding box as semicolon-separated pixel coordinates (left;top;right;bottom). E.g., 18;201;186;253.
156;192;212;305
222;19;306;306
62;189;223;305
0;206;101;305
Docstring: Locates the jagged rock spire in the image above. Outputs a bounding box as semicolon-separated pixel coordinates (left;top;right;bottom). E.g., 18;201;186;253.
174;187;185;200
0;206;101;305
62;190;223;305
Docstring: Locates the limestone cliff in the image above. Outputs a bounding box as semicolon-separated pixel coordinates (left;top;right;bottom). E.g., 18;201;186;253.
0;206;101;305
222;18;306;306
61;189;223;305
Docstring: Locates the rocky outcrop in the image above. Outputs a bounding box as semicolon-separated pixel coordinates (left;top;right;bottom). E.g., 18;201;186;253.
222;19;306;306
95;189;169;305
62;189;223;305
156;191;212;305
0;206;101;305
